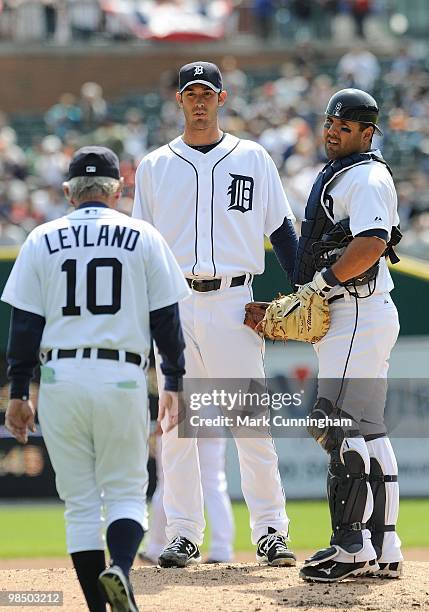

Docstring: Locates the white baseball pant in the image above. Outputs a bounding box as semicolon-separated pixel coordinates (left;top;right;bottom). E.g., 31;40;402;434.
38;358;150;553
143;435;235;561
160;285;289;546
315;292;401;562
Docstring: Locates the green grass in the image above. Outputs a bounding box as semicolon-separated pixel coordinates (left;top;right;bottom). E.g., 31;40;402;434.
0;504;67;558
228;498;429;552
0;499;427;558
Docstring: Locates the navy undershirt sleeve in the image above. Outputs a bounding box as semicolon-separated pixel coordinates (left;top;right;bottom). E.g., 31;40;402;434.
7;307;45;399
150;303;185;392
356;228;388;241
269;217;298;287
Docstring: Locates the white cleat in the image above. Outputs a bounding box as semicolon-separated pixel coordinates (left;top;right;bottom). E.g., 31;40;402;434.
372;561;403;578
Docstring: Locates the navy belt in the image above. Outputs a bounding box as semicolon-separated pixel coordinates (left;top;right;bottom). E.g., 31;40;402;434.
327;294;345;304
45;348;144;367
187;275;247;292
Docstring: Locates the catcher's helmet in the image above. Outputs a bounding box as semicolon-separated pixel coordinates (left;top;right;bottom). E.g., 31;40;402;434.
325;88;382;135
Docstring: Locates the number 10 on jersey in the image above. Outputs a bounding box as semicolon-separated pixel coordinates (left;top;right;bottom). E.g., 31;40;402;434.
61;257;122;316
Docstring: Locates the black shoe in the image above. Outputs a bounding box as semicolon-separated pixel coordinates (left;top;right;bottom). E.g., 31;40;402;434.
158;536;202;568
98;565;139;612
256;528;296;567
372;561;403;578
300;546;379;583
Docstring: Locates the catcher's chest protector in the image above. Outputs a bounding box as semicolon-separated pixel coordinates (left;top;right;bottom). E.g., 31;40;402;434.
293;152;391;287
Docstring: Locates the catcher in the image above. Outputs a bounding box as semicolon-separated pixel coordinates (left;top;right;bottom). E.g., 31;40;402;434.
246;88;403;583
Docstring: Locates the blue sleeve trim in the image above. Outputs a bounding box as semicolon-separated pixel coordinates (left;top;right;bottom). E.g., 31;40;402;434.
150;303;185;391
356;228;388;241
269;217;298;286
7;308;45;399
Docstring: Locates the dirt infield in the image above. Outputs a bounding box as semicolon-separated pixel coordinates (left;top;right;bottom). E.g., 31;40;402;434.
0;547;427;569
0;558;428;612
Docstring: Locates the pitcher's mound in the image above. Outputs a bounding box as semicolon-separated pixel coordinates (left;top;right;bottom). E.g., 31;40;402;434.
1;561;428;611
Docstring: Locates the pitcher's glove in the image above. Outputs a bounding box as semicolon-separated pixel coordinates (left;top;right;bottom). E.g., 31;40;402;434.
244;301;271;334
244;291;330;343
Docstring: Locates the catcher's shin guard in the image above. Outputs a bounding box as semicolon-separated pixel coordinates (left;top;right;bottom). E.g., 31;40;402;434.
307;397;360;454
327;437;373;554
366;436;402;563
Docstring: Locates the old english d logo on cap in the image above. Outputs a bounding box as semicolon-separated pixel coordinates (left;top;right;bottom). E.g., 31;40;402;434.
179;61;223;93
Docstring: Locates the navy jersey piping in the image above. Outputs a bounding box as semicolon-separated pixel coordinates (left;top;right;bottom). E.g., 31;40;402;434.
320;159;372;223
210;140;240;277
168;144;199;275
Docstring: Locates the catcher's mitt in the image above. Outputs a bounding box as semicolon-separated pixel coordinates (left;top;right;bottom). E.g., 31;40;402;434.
244;292;330;343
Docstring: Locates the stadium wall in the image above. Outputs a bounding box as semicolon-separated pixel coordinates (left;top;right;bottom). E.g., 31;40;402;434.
0;250;428;355
0;43;396;113
1;47;290;112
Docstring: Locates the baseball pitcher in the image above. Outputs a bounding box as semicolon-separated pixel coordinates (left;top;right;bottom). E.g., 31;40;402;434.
133;61;299;568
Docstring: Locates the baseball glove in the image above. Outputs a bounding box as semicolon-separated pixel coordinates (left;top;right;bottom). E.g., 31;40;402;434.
244;301;271;333
244;292;330;343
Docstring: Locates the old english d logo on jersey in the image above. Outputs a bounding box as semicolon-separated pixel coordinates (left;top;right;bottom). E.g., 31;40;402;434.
227;174;254;213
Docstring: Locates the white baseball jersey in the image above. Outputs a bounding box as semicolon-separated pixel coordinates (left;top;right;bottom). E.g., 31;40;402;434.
314;153;403;567
2;205;190;357
324;152;399;296
133;134;292;548
133;133;294;277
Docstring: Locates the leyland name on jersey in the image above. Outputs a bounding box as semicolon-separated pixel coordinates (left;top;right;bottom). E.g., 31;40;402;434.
2;206;189;357
43;221;140;254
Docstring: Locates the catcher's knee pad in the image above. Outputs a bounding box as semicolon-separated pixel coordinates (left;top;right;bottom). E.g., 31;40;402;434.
366;435;399;559
327;437;371;554
307;397;359;454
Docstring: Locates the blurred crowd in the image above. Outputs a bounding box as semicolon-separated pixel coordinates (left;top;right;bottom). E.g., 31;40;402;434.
252;0;385;42
1;47;429;260
0;0;406;44
0;0;233;43
0;0;104;42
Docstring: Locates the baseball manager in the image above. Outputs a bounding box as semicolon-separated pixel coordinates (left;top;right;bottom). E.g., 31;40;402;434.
2;146;190;610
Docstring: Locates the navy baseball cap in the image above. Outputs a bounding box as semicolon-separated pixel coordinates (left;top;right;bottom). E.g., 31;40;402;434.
179;61;223;94
67;146;120;180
